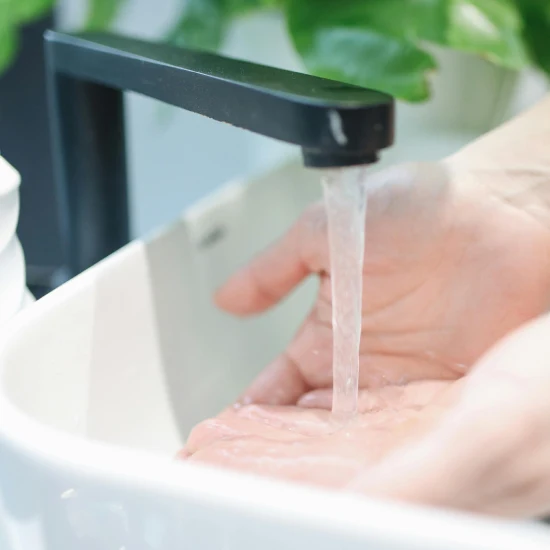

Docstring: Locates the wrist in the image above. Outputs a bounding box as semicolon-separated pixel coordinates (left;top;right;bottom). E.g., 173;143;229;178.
444;154;550;229
443;94;550;231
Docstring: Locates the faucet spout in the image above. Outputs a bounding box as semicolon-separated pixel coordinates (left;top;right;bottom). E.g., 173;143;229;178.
45;31;394;276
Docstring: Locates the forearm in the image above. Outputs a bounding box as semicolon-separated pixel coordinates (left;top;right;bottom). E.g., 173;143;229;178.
446;94;550;226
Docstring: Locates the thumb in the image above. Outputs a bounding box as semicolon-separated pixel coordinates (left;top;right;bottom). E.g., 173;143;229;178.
350;314;550;517
215;203;327;315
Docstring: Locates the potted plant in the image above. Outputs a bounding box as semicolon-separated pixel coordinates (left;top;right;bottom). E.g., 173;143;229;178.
3;0;550;98
164;0;550;161
2;0;549;162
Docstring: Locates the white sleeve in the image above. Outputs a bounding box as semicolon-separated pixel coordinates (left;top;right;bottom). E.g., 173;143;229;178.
0;155;32;327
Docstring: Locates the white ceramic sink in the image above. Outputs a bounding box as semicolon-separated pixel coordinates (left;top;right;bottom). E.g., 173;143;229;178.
0;161;549;550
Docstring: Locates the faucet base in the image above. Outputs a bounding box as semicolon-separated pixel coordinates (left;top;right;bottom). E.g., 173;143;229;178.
302;151;378;169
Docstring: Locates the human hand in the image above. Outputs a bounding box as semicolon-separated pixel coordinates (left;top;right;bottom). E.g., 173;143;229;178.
215;160;550;406
182;313;550;518
180;379;459;488
349;313;550;518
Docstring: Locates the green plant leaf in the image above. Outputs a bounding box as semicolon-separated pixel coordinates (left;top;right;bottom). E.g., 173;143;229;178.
166;0;227;50
12;0;54;23
445;0;529;68
225;0;278;15
285;0;437;101
338;0;529;68
285;0;533;101
166;0;277;51
285;0;446;44
0;22;18;74
0;0;55;76
0;0;18;74
515;0;550;73
83;0;128;31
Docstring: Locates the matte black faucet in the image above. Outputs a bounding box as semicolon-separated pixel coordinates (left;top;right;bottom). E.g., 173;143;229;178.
44;30;394;277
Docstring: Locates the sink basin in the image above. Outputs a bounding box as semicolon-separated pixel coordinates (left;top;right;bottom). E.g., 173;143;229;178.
0;161;549;550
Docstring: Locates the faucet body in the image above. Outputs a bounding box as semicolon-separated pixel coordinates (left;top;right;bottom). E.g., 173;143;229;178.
45;31;394;276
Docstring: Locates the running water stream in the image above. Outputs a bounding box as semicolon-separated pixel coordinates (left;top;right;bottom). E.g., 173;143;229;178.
322;167;367;423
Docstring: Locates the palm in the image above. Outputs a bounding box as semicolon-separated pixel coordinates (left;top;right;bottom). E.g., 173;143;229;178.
183;380;460;488
216;163;550;406
183;313;550;517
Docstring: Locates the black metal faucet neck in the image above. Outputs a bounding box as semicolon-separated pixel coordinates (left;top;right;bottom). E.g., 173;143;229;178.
45;30;394;275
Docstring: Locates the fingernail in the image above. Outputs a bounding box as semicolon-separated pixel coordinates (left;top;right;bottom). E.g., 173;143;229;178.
175;448;192;460
297;393;317;406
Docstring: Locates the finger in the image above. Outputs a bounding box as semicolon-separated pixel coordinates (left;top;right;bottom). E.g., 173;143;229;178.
298;381;455;412
349;433;466;508
459;312;550;412
347;400;477;508
237;311;332;406
190;436;363;488
297;389;332;409
352;316;550;516
298;388;403;412
236;404;333;437
349;403;550;516
215;203;326;315
298;389;386;412
175;448;192;460
237;351;311;406
184;407;303;455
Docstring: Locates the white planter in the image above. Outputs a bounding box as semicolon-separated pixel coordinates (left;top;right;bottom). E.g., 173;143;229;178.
380;48;550;168
0;162;549;549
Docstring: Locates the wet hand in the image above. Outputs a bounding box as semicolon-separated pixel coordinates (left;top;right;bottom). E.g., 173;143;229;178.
182;314;550;518
350;314;550;518
181;379;459;488
215;161;550;405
